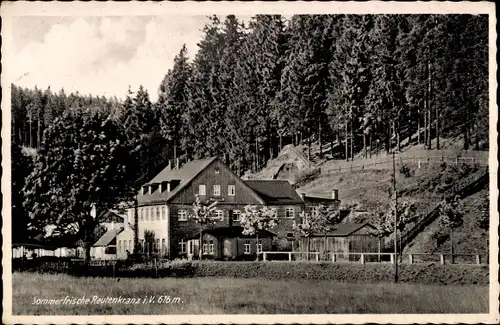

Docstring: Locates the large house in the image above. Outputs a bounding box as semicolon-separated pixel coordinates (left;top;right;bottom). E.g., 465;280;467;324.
106;157;340;260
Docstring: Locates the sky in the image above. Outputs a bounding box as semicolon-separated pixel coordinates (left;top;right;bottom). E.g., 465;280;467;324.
11;15;250;101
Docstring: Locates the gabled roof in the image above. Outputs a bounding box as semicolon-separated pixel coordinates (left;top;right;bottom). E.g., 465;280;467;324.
244;180;304;205
309;223;376;237
93;227;123;247
138;157;218;205
98;210;124;223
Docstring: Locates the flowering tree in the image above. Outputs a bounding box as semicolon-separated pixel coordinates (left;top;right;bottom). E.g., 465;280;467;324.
438;195;464;263
188;194;219;260
369;197;418;260
293;204;341;259
240;205;279;259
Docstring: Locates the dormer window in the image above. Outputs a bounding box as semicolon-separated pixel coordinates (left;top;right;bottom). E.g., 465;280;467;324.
159;183;163;193
214;168;220;175
149;185;152;195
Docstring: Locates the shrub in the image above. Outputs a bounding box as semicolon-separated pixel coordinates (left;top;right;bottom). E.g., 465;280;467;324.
399;164;412;177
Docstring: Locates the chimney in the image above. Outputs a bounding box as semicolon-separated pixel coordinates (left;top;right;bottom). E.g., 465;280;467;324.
176;158;180;169
167;182;171;192
159;183;163;193
141;187;145;195
149;185;152;195
332;189;339;200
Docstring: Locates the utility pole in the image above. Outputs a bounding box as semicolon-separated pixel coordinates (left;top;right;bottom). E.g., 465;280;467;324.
392;151;399;283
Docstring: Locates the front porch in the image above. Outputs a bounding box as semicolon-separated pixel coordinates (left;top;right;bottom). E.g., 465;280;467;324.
184;226;276;260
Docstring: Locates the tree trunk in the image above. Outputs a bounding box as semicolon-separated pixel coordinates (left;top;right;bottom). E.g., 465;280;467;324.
29;112;33;148
318;122;323;158
307;129;311;161
173;138;177;161
330;138;334;158
417;106;421;145
450;229;454;264
133;194;139;256
369;133;372;159
397;120;401;153
256;233;260;261
345;121;349;161
255;138;258;172
350;118;354;160
378;237;381;262
269;133;273;160
427;108;432;150
279;134;282;151
37;111;41;149
199;229;203;260
363;133;367;159
424;98;428;149
324;235;327;260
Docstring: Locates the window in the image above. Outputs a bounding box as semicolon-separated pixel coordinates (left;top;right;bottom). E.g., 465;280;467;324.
156;239;160;253
178;210;188;221
244;241;251;254
129;240;132;252
257;240;262;253
209;240;214;254
118;240;122;252
213;184;221;196
162;206;167;220
214;168;220;174
272;208;278;217
203;240;209;254
140;208;144;221
215;210;224;221
285;207;295;219
156;207;160;220
199;184;206;196
286;233;294;241
228;185;235;196
232;210;241;221
162;239;166;255
178;239;186;254
124;240;128;251
140;239;145;253
146;207;150;221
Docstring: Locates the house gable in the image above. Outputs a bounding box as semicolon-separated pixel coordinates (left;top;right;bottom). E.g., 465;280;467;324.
170;159;265;205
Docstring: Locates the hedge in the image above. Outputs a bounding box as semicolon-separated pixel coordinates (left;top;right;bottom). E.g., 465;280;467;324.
15;259;489;285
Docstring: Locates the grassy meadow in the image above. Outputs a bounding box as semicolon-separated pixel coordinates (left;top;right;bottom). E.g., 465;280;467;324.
12;272;488;315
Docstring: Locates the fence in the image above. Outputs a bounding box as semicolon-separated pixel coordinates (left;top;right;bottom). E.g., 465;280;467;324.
258;251;488;265
321;154;489;175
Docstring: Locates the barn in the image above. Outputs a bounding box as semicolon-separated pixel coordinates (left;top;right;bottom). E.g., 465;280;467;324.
297;223;381;260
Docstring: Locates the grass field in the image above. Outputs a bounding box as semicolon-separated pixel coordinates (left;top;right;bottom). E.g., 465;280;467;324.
12;272;488;315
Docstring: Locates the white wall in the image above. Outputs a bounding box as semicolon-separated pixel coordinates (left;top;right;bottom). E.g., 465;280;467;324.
116;205;170;258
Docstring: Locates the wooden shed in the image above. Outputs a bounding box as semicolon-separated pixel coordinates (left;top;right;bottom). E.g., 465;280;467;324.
298;223;381;260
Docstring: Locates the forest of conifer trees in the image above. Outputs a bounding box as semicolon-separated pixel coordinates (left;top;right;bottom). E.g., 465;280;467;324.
11;14;489;179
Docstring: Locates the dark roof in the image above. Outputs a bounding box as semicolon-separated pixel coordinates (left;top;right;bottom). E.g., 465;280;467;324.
93;227;123;247
98;210;124;223
138;157;217;205
186;226;277;240
309;223;375;237
302;194;339;203
244;180;304;205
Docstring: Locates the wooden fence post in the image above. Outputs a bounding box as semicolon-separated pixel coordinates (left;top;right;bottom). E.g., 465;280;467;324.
288;252;292;261
476;254;481;265
315;253;319;262
408;254;413;265
263;252;267;261
440;254;445;265
331;253;336;262
390;254;394;264
360;254;365;264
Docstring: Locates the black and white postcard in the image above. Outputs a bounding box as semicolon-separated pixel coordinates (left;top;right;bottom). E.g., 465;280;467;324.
1;1;498;324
